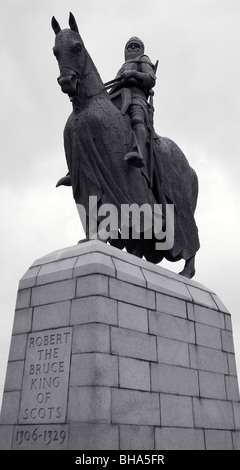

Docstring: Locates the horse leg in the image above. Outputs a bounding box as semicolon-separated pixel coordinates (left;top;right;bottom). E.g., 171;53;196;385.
77;213;108;244
179;255;196;279
77;201;110;244
132;241;144;259
124;238;144;259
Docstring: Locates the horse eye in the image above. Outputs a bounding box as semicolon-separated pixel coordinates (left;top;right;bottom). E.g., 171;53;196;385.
75;42;82;53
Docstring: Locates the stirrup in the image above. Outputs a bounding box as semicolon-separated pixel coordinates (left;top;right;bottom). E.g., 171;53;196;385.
124;151;145;168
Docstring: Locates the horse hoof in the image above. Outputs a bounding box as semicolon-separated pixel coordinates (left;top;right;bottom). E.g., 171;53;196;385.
132;248;144;259
178;269;196;279
77;238;89;244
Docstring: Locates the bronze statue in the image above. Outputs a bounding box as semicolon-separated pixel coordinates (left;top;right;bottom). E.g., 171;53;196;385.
52;13;200;278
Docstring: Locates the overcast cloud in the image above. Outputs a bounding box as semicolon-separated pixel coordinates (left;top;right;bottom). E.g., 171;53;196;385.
0;0;240;403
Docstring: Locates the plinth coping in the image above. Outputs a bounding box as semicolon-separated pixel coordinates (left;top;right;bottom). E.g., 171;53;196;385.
19;241;229;312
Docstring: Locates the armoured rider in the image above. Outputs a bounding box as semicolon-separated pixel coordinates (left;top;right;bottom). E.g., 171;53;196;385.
109;37;156;169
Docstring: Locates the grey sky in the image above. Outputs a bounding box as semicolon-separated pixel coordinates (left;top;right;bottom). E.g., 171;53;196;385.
1;0;240;402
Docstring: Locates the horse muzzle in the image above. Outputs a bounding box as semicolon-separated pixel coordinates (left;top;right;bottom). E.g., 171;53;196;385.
57;70;79;96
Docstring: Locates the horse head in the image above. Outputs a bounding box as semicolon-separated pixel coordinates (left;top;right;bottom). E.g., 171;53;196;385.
52;13;86;97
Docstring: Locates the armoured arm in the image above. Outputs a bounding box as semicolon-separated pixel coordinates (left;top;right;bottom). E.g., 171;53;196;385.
120;69;155;89
119;56;156;90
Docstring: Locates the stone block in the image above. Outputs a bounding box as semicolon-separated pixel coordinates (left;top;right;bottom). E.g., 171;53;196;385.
151;363;199;396
225;314;232;332
193;398;234;429
143;269;191;300
12;308;33;334
199;371;226;400
70;353;118;387
31;279;76;306
186;301;194;320
109;278;155;309
160;394;194;427
188;304;225;329
186;285;217;309
119;357;150;391
71;296;117;326
19;266;41;289
225;375;240;401
156;292;187;318
32;301;71;330
233;402;240;429
205;430;233;450
228;353;238;376
9;334;27;361
0;426;14;450
15;288;31;310
157;337;189;367
111;327;156;361
149;311;195;343
212;294;230;313
72;323;110;354
69;423;119;450
119;425;154;450
111;389;160;425
31;244;82;266
221;330;235;353
233;431;240;450
155;427;205;450
36;257;77;285
0;391;21;424
76;274;108;297
118;302;148;333
74;252;115;278
68;386;111;423
4;360;24;391
189;345;228;374
112;258;146;287
195;323;222;350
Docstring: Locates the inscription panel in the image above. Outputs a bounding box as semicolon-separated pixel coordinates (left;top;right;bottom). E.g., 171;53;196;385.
13;424;69;450
19;327;72;424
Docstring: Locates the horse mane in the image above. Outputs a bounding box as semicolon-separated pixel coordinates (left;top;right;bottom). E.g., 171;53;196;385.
78;47;107;98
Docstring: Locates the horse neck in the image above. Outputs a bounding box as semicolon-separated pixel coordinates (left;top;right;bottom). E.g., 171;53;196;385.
71;49;107;110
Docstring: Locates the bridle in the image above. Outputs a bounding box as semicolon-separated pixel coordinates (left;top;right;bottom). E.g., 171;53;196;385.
57;46;88;83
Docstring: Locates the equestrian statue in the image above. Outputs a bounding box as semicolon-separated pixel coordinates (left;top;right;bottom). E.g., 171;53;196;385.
52;13;200;278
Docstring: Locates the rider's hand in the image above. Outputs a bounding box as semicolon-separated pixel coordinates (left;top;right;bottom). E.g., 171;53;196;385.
120;70;135;80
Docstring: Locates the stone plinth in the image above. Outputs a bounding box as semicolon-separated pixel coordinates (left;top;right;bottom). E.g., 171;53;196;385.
0;241;240;450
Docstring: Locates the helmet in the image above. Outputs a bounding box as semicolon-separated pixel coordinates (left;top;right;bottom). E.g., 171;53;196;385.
125;37;145;61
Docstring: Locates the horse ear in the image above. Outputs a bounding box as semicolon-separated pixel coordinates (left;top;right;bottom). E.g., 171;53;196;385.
51;16;61;35
69;12;79;33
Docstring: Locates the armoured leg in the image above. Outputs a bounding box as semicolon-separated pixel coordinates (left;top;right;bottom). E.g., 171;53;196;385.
124;105;147;168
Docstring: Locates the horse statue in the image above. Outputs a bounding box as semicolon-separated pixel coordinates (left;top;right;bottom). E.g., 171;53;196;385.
51;12;200;278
